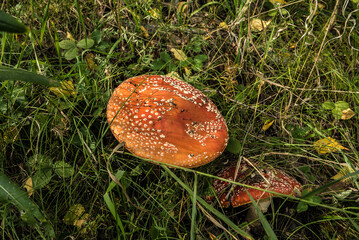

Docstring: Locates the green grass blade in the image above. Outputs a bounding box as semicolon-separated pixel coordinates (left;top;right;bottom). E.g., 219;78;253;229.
40;1;51;43
0;172;55;238
0;10;27;33
103;170;126;238
247;192;278;240
162;166;254;240
0;66;60;87
190;173;197;240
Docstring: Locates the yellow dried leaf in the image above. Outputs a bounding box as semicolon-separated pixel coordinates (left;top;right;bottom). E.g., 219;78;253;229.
219;22;229;30
313;137;349;154
208;232;218;240
269;0;286;5
66;32;75;41
74;213;88;228
289;42;297;49
49;81;75;97
331;164;356;182
184;66;191;76
2;125;19;142
148;8;160;19
170;48;188;61
64;204;87;226
166;71;181;80
140;25;149;38
262;120;275;131
318;3;325;9
24;177;34;197
178;2;188;15
250;18;271;31
85;53;97;71
341;108;355;120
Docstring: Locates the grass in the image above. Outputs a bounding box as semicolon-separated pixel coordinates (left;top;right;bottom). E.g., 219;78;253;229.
1;0;359;239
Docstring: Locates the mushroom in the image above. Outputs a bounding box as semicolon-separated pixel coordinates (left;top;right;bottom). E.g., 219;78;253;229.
210;164;302;223
107;75;228;168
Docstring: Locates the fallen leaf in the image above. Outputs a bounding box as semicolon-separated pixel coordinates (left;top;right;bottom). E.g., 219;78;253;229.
2;125;19;142
208;232;218;240
166;71;181;80
331;164;357;182
289;42;297;49
49;81;75;97
140;26;149;38
64;204;87;226
74;213;88;228
148;8;160;19
341;108;355;120
170;48;188;61
262;120;275;131
66;32;75;41
250;18;271;31
184;66;191;76
24;177;34;197
85;53;97;71
313;137;349;154
178;2;189;16
218;22;229;30
270;0;286;5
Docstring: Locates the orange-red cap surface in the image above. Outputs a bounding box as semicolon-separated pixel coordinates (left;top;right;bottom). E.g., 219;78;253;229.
107;75;228;168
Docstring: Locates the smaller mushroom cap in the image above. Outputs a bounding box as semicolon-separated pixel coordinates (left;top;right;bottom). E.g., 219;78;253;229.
209;165;301;208
231;168;302;207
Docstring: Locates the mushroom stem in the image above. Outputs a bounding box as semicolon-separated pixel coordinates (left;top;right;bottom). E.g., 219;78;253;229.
246;198;271;225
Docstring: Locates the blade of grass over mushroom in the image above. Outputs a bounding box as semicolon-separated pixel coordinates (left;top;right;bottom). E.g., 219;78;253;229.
0;10;27;33
103;170;126;238
162;166;254;240
0;172;55;238
0;66;60;87
247;190;278;240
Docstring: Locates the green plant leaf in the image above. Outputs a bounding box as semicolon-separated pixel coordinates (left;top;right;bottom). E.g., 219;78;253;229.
91;29;102;44
28;154;52;169
0;66;60;87
59;40;76;50
296;201;309;213
77;38;95;49
194;54;208;62
226;137;242;154
32;167;53;189
53;161;74;178
322;101;335;110
335;101;349;111
64;47;79;60
151;59;165;70
332;108;342;119
0;172;55;237
0;10;27;33
160;51;171;62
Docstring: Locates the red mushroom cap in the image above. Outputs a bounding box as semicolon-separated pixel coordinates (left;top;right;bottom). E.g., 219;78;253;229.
231;168;301;207
209;165;301;208
107;75;228;168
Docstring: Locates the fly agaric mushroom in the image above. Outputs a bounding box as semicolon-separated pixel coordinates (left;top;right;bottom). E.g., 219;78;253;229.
107;75;228;168
210;164;301;223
